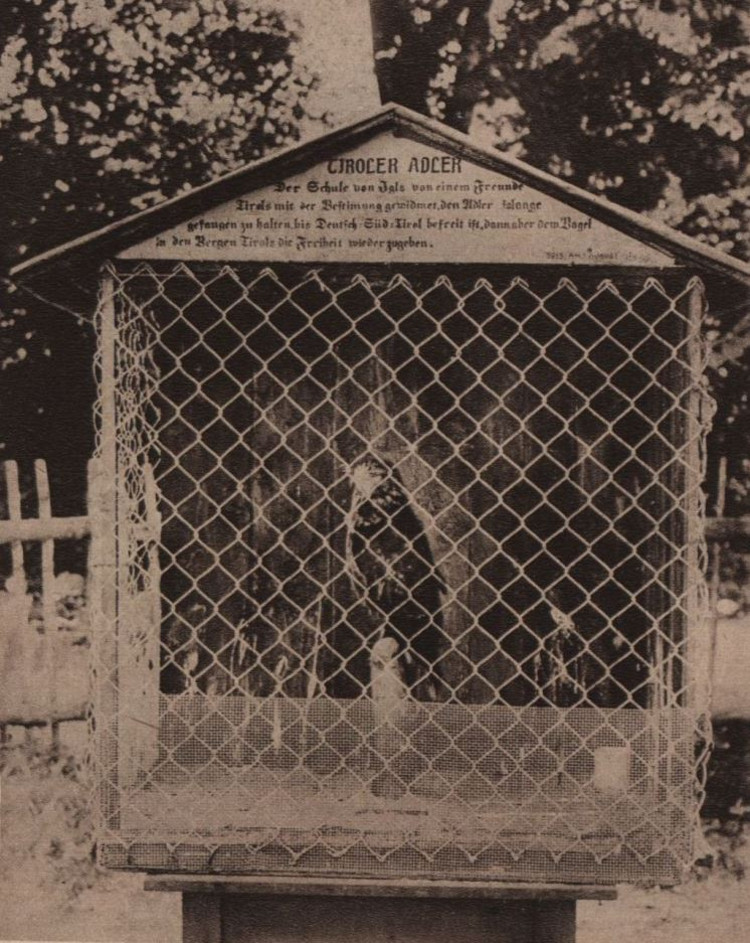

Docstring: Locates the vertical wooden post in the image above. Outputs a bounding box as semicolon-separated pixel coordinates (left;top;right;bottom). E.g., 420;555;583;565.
5;460;24;586
709;454;727;685
35;459;59;754
1;464;14;745
4;459;30;745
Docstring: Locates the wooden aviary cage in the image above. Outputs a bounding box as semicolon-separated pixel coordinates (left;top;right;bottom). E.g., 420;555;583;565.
13;105;750;887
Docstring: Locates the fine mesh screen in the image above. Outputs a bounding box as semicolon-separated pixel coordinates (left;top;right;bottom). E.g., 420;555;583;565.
90;260;712;884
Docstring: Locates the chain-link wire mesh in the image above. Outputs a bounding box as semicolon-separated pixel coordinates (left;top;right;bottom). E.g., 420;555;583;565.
91;260;712;884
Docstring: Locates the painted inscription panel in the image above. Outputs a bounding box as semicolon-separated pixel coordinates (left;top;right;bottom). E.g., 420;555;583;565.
120;132;673;267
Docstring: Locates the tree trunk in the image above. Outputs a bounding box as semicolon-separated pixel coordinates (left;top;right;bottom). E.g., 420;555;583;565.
368;0;493;132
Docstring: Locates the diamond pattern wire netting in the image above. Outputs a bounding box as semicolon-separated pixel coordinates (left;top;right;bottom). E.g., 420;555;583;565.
90;260;713;884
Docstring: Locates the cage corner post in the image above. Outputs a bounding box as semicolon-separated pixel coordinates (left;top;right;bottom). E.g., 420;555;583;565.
118;455;161;788
89;270;122;836
103;266;161;791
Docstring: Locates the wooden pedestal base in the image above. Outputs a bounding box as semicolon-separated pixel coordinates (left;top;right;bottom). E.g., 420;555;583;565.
146;875;616;943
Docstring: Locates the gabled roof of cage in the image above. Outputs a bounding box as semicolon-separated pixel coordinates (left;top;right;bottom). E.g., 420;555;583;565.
10;102;750;287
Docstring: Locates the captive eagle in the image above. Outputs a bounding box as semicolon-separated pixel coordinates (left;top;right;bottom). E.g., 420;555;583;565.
345;456;449;702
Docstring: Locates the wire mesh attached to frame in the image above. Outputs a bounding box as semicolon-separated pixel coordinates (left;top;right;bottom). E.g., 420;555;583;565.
90;260;713;884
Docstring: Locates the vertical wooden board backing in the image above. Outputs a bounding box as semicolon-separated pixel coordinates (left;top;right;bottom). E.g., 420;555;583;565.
135;260;699;705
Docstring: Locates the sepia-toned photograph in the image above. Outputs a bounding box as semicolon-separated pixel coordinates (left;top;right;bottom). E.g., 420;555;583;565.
1;3;750;942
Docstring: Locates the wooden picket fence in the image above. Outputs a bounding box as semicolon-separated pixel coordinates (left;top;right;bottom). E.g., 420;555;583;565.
0;458;91;749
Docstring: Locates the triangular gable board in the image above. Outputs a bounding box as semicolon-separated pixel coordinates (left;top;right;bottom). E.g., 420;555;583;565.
120;130;673;267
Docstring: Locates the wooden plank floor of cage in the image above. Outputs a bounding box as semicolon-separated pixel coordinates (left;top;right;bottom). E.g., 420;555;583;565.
123;775;645;857
115;695;694;868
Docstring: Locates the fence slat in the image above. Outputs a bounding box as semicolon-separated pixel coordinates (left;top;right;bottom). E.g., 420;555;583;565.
35;459;56;630
35;459;59;752
3;460;24;584
705;515;750;540
0;516;90;544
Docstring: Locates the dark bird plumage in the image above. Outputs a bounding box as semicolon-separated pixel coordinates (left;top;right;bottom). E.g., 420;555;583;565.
345;457;448;701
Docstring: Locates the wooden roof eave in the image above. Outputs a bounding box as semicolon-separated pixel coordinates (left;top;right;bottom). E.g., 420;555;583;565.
10;103;750;289
9;106;399;284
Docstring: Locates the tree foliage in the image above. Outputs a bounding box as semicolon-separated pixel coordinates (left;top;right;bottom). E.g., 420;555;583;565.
371;0;750;257
370;0;494;131
0;0;314;514
1;0;315;265
370;0;750;509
